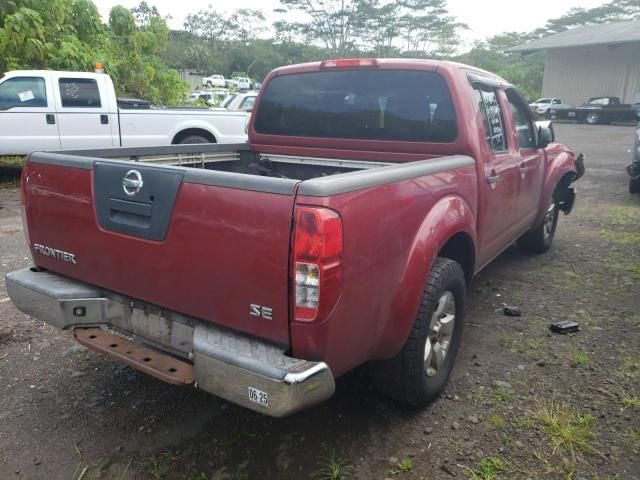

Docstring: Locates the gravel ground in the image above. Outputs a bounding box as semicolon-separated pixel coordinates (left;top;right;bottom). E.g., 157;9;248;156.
0;123;639;480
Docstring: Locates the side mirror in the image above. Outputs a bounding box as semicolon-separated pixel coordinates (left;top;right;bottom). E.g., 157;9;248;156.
537;125;554;149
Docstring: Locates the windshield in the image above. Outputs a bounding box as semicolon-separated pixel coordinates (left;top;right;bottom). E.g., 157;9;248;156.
535;99;551;104
254;69;457;143
586;97;610;105
221;94;237;108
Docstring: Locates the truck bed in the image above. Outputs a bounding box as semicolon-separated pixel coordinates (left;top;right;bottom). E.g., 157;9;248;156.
56;142;391;180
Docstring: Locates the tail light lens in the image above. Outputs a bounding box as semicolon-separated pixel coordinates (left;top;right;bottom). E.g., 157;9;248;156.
293;207;343;323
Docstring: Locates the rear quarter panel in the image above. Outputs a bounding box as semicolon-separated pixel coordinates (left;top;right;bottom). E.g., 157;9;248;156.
291;162;478;377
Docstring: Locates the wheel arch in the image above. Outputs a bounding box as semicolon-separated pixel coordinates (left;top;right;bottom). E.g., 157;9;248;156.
171;127;218;144
534;154;578;226
378;195;477;360
438;231;476;286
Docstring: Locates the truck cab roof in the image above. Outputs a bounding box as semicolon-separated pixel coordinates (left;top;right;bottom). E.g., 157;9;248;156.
2;70;105;79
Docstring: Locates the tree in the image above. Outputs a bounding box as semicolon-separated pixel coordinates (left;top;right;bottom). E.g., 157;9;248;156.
130;0;170;28
183;8;229;55
0;0;105;73
536;0;640;36
0;0;188;104
277;0;361;57
276;0;465;58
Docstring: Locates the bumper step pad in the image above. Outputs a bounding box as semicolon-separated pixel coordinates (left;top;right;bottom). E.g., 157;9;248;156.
74;327;194;385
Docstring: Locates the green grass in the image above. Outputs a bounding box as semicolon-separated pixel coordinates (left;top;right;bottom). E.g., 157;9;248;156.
494;388;515;401
314;451;350;480
0;156;25;168
623;428;640;453
463;457;506;480
622;394;640;411
617;356;640;381
143;451;178;480
388;457;414;476
570;351;590;367
488;412;505;429
608;206;640;225
528;399;595;457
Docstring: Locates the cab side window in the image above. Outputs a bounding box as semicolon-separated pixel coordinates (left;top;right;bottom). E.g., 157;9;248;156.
473;86;507;152
59;78;102;108
0;77;47;109
506;89;536;149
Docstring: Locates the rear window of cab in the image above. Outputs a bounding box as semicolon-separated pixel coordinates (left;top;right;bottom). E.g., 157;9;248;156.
254;69;457;143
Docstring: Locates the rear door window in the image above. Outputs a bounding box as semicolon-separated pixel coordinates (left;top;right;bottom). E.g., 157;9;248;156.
474;87;507;152
255;69;457;142
59;78;102;108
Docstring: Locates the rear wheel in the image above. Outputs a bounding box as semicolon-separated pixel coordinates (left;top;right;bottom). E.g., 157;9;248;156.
585;112;600;124
178;135;212;144
630;176;640;194
370;258;465;407
517;199;558;254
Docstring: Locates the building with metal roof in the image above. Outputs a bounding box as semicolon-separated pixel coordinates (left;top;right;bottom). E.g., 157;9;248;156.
509;21;640;105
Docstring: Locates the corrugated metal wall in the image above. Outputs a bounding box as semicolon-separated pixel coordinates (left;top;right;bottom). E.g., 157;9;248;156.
542;43;640;105
178;70;205;91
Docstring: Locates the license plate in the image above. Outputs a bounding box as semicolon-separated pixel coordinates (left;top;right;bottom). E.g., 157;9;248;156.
248;386;269;407
568;112;576;117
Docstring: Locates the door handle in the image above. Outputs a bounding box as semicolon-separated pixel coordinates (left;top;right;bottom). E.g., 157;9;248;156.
100;114;109;125
486;174;500;184
519;163;529;174
46;114;55;125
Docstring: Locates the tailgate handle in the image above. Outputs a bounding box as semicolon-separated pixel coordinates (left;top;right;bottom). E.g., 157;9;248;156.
109;198;152;228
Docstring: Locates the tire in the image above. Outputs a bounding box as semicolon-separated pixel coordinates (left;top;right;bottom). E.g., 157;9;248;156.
630;176;640;194
585;112;600;125
178;135;212;144
370;258;465;407
517;198;559;254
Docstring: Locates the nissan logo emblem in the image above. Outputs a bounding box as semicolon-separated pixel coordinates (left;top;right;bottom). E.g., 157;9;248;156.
122;170;143;196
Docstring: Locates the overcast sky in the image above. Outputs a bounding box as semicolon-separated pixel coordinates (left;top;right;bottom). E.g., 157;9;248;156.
94;0;608;47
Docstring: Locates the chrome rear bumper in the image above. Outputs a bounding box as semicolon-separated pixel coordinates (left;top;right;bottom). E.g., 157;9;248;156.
6;268;335;417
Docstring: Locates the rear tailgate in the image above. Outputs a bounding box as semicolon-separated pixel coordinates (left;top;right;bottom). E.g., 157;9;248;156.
22;152;299;346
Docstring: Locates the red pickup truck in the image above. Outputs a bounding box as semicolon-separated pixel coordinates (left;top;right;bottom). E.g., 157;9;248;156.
6;59;583;417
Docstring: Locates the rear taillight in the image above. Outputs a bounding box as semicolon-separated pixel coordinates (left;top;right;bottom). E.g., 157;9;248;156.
293;207;343;323
20;165;31;245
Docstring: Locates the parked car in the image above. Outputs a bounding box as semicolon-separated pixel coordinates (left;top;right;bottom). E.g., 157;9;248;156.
227;77;253;90
202;74;226;88
0;70;248;154
550;96;640;124
628;121;640;193
224;91;257;112
6;58;583;417
187;91;215;105
529;98;564;115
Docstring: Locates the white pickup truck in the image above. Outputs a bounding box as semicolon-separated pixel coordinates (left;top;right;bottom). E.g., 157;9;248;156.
0;70;248;155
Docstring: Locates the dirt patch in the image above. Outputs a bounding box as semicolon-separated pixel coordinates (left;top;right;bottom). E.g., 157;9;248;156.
0;124;638;480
